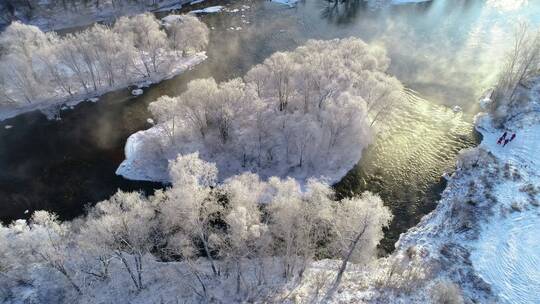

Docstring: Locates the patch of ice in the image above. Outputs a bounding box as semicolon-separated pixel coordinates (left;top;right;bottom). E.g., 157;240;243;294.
391;0;431;4
131;89;144;96
88;97;99;103
116;128;170;183
271;0;298;8
190;5;223;14
4;125;12;129
470;117;540;304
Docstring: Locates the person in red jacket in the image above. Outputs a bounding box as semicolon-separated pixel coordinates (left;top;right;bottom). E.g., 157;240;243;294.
498;131;507;144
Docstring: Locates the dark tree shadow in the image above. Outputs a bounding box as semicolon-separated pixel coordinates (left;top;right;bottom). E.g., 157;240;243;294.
319;0;368;26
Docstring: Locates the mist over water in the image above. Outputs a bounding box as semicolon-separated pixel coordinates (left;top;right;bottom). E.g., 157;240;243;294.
1;0;539;249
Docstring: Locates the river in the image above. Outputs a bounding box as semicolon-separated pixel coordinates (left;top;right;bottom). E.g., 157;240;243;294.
1;0;539;252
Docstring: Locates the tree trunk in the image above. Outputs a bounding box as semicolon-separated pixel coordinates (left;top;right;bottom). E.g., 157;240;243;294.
200;232;218;276
323;222;368;302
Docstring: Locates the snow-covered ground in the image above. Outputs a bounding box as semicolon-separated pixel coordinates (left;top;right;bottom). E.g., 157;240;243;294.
391;79;540;303
470;89;540;303
0;53;206;122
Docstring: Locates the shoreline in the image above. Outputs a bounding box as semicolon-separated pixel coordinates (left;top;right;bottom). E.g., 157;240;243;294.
116;125;364;186
0;53;207;123
391;79;540;303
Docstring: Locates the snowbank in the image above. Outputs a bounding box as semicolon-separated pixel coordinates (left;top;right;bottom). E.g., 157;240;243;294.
116;127;171;183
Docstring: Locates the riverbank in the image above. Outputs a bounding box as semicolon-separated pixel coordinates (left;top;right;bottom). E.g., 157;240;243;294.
0;53;206;123
389;78;540;303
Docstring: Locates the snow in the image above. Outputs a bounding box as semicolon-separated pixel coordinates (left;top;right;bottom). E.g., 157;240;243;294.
116;127;171;183
469;86;540;303
189;5;224;14
452;105;462;113
471;204;540;303
4;125;12;129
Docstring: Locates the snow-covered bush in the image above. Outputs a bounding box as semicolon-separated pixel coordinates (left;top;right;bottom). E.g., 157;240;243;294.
0;13;208;108
430;280;464;304
118;38;404;183
456;147;495;170
0;155;392;303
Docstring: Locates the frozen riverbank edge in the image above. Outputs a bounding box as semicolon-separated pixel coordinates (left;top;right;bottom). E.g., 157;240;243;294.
0;53;207;123
116;123;360;185
392;80;540;303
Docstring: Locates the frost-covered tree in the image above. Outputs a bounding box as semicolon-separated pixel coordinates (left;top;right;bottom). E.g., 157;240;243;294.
0;13;208;107
80;191;156;290
123;38;403;183
0;155;393;303
114;13;167;77
2;212;83;295
164;153;222;276
492;23;540;125
220;173;269;294
163;14;209;55
324;192;393;301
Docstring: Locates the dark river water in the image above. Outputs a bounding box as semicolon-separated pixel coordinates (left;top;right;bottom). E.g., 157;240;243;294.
1;0;539;251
